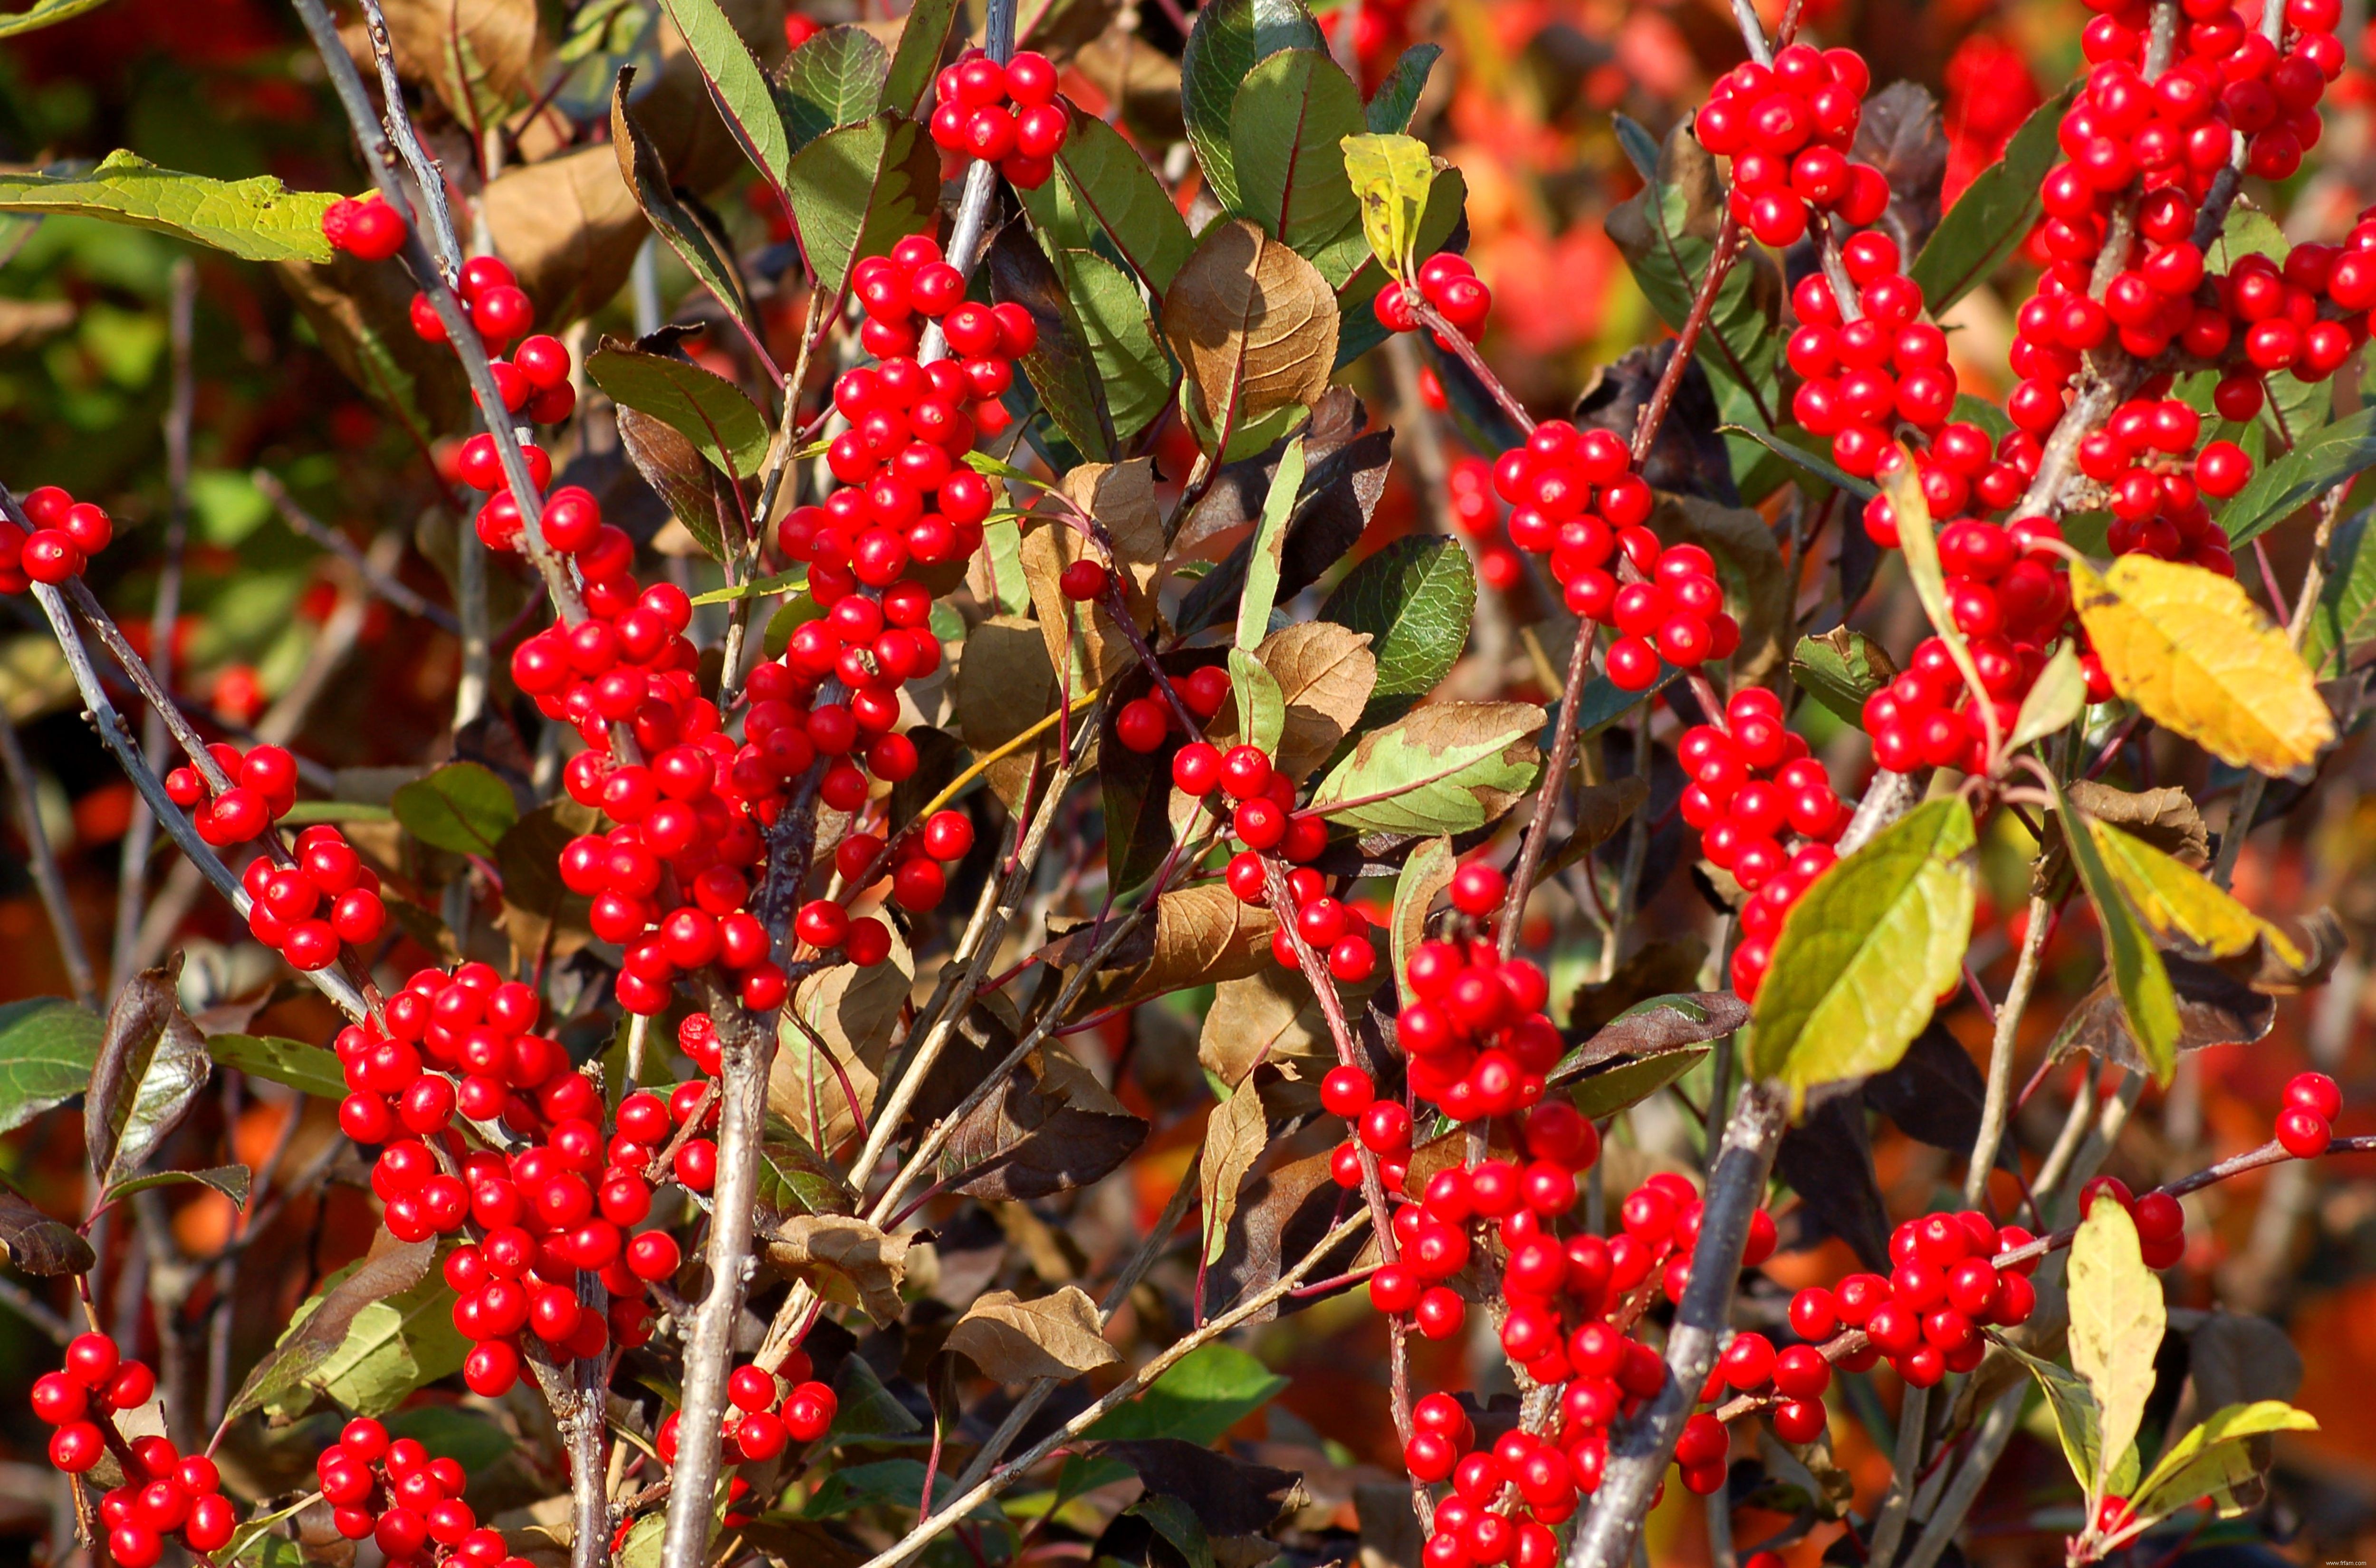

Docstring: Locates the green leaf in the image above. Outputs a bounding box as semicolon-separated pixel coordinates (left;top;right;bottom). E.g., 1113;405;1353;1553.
0;0;114;38
385;1405;515;1472
392;761;518;858
1017;109;1197;295
1790;629;1896;726
107;1165;251;1204
1228;647;1287;758
1747;798;1977;1109
828;1349;923;1442
0;997;104;1134
1238;438;1308;650
2009;641;2088;753
276;801;394;825
1230;51;1364;270
0;152;335;262
2069;1201;2165;1500
613;69;758;336
1085;1342;1288;1444
585;342;772;478
987;225;1117;462
1317;536;1474;726
1604;116;1780;431
1721;421;1877;501
234;1239;456;1422
2303;502;2376;678
2130;1400;2319;1526
1341;131;1435;283
1053;248;1177;444
757;1116;858;1217
1390;836;1456;1008
2049;775;2182;1084
2000;1340;2114;1498
1565;1045;1712;1121
658;0;795;194
785;114;940;297
803;1459;957;1518
775;25;890;147
205;1031;345;1102
877;0;960;118
2216;406;2376;544
1909;81;2079;311
1180;0;1326;214
1365;43;1441;133
1307;701;1543;835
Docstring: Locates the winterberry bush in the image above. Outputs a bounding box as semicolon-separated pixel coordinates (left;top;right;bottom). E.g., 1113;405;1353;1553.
0;0;2374;1567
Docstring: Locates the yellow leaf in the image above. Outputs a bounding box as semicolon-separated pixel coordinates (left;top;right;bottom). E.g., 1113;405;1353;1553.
2088;821;2307;969
2069;1202;2164;1501
2071;555;2334;774
1340;132;1434;282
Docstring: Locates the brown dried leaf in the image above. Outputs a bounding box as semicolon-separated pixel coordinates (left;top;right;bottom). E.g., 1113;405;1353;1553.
1536;776;1649;883
1571;344;1739;505
380;0;539;122
764;1214;911;1324
940;1035;1148;1202
1200;1145;1360;1320
953;615;1061;809
483;144;645;327
945;1285;1119;1381
1100;1439;1305;1535
1060;459;1165;599
2183;1308;2304;1409
1162;218;1339;443
2032;782;2209;899
1851;81;1948;260
2062;951;2274;1073
1199;970;1337;1088
1256;621;1376;782
1198;1078;1274;1264
0;1186;94;1275
1057;883;1281;1013
771;928;911;1153
1020;517;1147;688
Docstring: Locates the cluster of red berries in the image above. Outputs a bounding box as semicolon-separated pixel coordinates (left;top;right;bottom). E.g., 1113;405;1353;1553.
1;485;114;590
2077;1174;2191;1269
2071;395;2238;574
335;963;594;1154
32;1335;236;1563
928;48;1070;189
1674;689;1846;997
1374;252;1495;347
242;823;390;970
1695;44;1888;246
1185;742;1373;978
826;802;979;922
2276;1069;2341;1157
1784;1209;2041;1390
321;191;409;262
1113;662;1232;755
1390;865;1566;1118
658;1355;839;1465
407;254;537;355
1787;235;1964;480
1485;422;1739;689
1403;1395;1573;1568
165;740;299;847
314;1417;538;1568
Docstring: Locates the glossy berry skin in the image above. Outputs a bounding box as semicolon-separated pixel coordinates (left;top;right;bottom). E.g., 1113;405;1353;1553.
2276;1106;2332;1158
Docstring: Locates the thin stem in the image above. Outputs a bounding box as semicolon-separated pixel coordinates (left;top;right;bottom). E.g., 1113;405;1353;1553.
1408;297;1533;436
0;708;97;1008
252;470;460;631
1964;897;2051;1208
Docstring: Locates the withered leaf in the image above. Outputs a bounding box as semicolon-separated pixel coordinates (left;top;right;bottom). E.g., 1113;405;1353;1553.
2061;951;2275;1073
1162;218;1339;444
771;928;911;1154
1571;344;1738;505
1055;884;1281;1013
1849;81;1948;260
1101;1439;1306;1536
1199;1146;1362;1322
1552;990;1748;1079
946;1285;1118;1382
953;615;1062;809
482;144;646;328
1536;776;1650;884
1199;970;1339;1089
274;254;470;436
0;1186;95;1275
1860;1021;1989;1157
931;1008;1148;1202
1567;937;1710;1036
2183;1308;2304;1410
1198;1079;1274;1265
765;1214;911;1324
1255;621;1376;781
380;0;540;124
2031;781;2209;900
1021;513;1155;688
611;68;758;335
